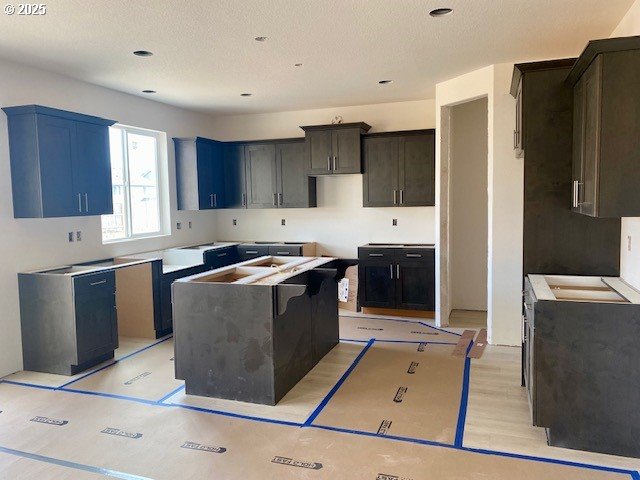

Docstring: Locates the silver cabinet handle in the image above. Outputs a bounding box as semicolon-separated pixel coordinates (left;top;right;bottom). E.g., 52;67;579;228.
217;252;227;257
514;130;517;149
276;251;290;255
572;180;578;207
84;193;88;212
246;250;258;254
278;193;283;205
369;253;383;257
406;253;422;258
333;156;337;171
393;190;397;205
327;155;331;171
400;189;404;205
273;193;277;206
213;193;217;208
90;279;107;286
210;194;214;207
389;264;393;279
242;193;246;206
396;264;400;278
77;193;82;212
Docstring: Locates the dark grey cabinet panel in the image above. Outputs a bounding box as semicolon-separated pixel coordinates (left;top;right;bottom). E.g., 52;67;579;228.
301;123;371;175
223;144;247;208
358;246;435;311
173;137;225;210
511;60;620;277
74;271;118;365
160;264;207;334
237;245;270;261
363;130;435;207
276;141;317;208
246;144;278;208
268;245;303;256
2;105;116;218
204;246;240;270
568;37;640;217
399;133;435;206
363;136;399;207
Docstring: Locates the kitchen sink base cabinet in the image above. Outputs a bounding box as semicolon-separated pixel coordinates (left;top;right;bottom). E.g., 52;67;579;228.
172;263;340;405
18;270;118;375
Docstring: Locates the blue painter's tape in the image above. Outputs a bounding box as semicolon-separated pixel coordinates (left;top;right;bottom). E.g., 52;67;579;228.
58;336;173;389
0;445;153;479
338;338;369;343
303;338;375;426
630;471;640;480
157;384;185;404
1;380;57;391
347;314;461;336
366;339;458;345
59;387;161;407
417;320;462;337
310;424;638;478
168;402;302;427
454;341;473;447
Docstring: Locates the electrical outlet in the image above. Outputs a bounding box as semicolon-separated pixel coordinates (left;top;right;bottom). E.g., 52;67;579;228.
76;231;82;242
392;219;398;226
628;235;632;252
233;219;237;226
68;232;74;242
281;219;286;226
176;222;182;230
188;221;192;229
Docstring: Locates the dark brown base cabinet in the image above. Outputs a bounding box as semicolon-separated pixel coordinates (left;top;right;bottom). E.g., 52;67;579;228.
511;60;620;277
567;37;640;218
363;130;435;207
524;276;640;458
358;245;435;311
18;270;118;375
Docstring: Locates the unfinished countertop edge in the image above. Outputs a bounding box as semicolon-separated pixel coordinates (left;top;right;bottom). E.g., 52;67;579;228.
359;243;435;249
528;274;640;305
22;257;160;277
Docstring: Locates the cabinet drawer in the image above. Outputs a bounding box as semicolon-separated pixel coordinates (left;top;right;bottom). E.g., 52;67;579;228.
398;248;434;263
268;245;302;256
358;248;396;261
73;270;115;296
238;245;269;260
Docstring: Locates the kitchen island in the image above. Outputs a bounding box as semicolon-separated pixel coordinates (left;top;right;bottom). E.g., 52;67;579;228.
173;255;342;405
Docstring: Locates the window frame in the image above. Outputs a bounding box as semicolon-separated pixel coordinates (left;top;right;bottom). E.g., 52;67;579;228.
102;124;168;244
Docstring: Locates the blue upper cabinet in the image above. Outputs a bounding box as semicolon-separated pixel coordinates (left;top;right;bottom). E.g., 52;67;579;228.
173;137;225;210
2;105;117;218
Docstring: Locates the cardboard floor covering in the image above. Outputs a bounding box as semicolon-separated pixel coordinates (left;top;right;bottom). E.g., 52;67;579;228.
0;382;629;480
312;342;465;444
339;316;461;343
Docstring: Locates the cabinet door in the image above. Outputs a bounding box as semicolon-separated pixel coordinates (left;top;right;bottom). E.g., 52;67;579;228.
237;245;270;261
74;271;117;365
363;136;399;207
399;133;435;206
396;250;435;310
581;57;602;217
223;144;247;208
307;129;333;175
210;142;225;208
205;247;240;269
75;122;113;215
268;245;302;256
359;261;396;308
572;75;586;213
196;141;216;209
515;80;524;157
277;142;313;208
332;128;362;174
246;144;278;208
36;115;80;217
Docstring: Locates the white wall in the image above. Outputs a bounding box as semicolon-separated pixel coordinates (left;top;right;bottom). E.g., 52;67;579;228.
436;64;522;346
611;0;640;291
450;98;488;311
0;58;220;377
210;100;436;258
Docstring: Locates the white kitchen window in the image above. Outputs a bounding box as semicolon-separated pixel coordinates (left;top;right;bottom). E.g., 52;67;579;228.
101;125;168;243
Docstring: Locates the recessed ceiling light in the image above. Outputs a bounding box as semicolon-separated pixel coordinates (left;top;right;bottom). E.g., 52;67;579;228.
429;7;453;17
254;36;268;42
294;63;303;67
133;50;153;57
378;80;393;85
142;90;156;94
240;93;253;97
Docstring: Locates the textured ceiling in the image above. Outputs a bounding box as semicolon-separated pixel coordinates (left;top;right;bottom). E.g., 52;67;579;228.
0;0;633;114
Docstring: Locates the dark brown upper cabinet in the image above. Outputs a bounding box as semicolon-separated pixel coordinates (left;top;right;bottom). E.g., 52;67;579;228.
567;36;640;218
301;122;371;175
244;140;316;209
173;137;225;210
362;130;435;207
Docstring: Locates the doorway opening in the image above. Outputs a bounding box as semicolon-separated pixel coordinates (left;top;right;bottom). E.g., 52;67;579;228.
442;97;489;329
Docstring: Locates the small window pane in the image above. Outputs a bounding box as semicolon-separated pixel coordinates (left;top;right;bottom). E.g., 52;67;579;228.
101;129;126;241
127;133;160;235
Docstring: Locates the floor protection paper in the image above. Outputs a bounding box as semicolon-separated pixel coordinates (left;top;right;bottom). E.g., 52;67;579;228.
0;383;629;480
312;342;465;444
339;315;461;343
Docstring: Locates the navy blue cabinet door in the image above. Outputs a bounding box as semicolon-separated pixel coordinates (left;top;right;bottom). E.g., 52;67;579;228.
223;144;247;208
75;122;113;215
196;141;215;209
36;115;80;217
